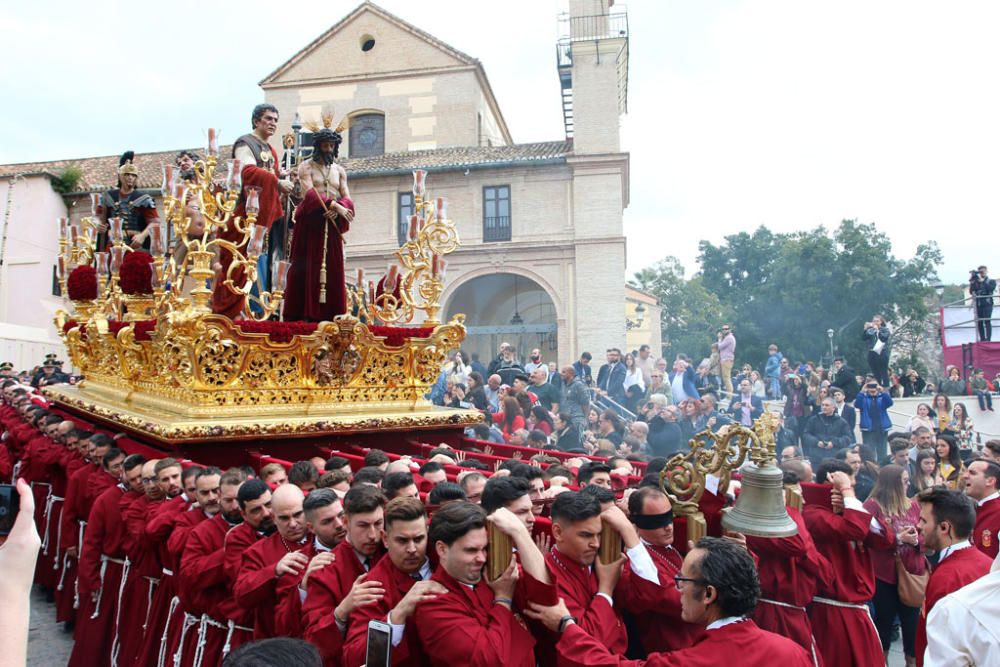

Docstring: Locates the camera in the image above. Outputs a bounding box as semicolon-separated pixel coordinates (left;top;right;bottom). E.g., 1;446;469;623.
0;484;18;536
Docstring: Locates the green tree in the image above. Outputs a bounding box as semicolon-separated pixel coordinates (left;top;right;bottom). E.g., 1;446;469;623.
630;257;730;361
695;220;942;372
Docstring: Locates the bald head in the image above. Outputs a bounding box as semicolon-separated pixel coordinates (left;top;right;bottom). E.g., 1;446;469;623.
271;482;307;542
142;459;164;500
57;420;75;440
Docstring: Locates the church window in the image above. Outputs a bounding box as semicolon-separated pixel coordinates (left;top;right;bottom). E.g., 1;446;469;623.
397;192;415;246
483;185;511;242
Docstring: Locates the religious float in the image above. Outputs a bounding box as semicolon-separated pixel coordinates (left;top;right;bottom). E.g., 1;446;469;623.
44;142;478;466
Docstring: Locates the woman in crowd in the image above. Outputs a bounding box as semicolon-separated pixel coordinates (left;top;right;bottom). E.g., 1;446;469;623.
585;407;602;438
863;464;925;666
597;408;625;446
527;405;554;436
749;370;766;398
491;396;525;442
734;363;754;388
949;402;976;459
930;394;952;433
552;412;581;452
464;372;488;411
934;434;964;490
938;366;967;396
908;449;942;497
906;403;935;433
621;352;645;413
807;386;830;416
678;398;704;442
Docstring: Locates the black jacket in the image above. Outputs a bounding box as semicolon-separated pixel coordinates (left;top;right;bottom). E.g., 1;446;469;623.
831;366;861;401
647;416;684;457
801;413;854;457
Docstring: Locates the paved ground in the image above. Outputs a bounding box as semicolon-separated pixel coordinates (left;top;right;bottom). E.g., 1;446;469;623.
27;584;909;666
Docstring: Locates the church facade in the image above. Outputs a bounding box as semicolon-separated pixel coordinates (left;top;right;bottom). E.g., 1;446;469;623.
0;0;648;368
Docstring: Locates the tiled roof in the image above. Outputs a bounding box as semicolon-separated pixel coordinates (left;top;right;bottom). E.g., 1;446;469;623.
0;141;572;192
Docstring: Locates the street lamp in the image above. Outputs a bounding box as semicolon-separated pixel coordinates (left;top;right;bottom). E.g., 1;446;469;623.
826;328;834;358
626;302;646;330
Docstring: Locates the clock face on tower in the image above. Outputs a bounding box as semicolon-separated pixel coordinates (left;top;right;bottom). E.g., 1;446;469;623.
349;113;385;157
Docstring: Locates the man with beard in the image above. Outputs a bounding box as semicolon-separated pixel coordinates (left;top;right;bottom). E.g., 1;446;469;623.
212;103;292;318
282;127;355;321
233;483;309;640
913;487;993;667
273;488;347;637
302;485;387;664
100;151;160;250
67;447;128;667
165;467;223;665
343;497;447;666
136;458;189;667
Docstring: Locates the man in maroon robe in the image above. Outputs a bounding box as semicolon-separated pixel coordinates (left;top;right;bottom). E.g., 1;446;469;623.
964;459;1000;558
273;488;347;638
212;103;291;319
165;467;222;666
526;537;814;667
67;448;128;667
413;501;557;667
283;128;355;321
342;497;440;666
536;491;631;665
803;460;893;667
176;469;248;667
302;485;387;664
117;458;164;667
747;502;830;665
234;483;310;639
614;487;702;655
913;487;994;667
136;458;187;667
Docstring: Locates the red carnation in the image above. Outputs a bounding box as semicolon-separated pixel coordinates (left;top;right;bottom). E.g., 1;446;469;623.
67;265;98;301
119;251;154;295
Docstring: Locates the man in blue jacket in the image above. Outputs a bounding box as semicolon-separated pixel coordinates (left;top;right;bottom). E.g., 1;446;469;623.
853;378;893;460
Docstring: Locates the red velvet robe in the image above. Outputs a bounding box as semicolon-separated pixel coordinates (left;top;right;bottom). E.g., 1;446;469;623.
747;505;830;664
803;504;893;667
342;555;428;667
163;508;212;665
538;548;628;666
137;494;191;667
116;493;164;667
22;433;56;586
282;189;355;321
274;540;328;639
556;618;814;667
67;483;130;667
302;538;385;665
234;530;308;639
914;546;993;667
615;542;702;654
414;564;552;667
54;454;89;623
178;514;254;667
973;495;1000;559
211;142;282;319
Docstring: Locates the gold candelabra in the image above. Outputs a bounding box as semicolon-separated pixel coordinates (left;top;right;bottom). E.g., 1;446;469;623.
356;169;459;326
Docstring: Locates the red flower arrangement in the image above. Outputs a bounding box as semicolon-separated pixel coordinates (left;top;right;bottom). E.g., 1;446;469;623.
119;251;154;295
67;265;98;301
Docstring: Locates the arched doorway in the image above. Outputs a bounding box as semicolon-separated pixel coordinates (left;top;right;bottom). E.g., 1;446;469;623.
445;273;558;371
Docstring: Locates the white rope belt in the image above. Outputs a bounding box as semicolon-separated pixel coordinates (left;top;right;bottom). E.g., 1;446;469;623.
41;494;62;554
110;556;131;667
142;577;160;632
192;614;250;666
157;595;182;667
74;520;87;609
57;551;72;591
162;567;175;577
172;612;200;667
812;596;869;611
49;499;65;566
223;619;253;659
759;597;807;612
90;554;127;620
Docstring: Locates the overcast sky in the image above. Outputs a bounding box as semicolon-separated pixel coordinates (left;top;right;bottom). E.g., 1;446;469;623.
3;0;997;284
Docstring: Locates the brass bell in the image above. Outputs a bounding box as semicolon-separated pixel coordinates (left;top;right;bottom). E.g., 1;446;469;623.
721;462;799;538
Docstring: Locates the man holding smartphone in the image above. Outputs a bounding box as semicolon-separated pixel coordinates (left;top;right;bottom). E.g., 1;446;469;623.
343;497;446;666
853;378;894;461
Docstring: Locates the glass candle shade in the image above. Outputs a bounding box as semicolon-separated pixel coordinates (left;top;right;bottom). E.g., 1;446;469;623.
273;260;290;292
110;246;125;273
247;224;266;256
207;128;219;158
226;159;242;192
95;252;110;278
162;164;177;197
412;169;426;196
108;217;124;244
244;186;261;216
58;217;68;239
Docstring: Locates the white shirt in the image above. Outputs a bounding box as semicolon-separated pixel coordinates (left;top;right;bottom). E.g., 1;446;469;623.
924;560;1000;666
706;615;747;631
389;559;433;646
977;491;1000;507
938;539;973;563
843;495;884;535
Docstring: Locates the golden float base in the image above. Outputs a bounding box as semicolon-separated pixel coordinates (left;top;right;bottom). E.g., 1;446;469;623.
43;382;481;445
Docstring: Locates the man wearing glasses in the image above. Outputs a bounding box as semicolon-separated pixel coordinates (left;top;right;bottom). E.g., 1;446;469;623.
526;537;813;665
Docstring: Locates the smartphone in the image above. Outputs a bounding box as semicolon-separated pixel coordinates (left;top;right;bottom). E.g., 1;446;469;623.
0;484;19;536
365;619;392;667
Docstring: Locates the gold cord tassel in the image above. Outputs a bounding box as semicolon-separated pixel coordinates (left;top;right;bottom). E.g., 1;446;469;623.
319;218;329;304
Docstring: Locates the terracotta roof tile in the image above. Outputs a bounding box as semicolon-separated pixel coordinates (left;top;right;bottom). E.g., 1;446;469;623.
0;141;572;192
